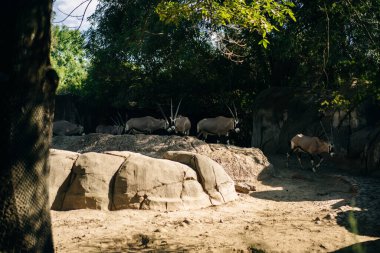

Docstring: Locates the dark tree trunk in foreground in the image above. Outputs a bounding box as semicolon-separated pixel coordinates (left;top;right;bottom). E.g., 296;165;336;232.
0;1;57;252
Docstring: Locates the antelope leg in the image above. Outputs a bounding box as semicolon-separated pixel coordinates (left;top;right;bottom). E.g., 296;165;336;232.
286;152;290;168
309;154;318;173
316;155;324;168
296;152;304;169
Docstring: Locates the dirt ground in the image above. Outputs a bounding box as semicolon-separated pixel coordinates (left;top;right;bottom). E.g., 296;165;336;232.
51;137;380;253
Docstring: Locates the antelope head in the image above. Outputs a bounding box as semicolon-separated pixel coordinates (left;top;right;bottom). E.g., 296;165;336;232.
226;102;240;133
158;103;171;132
170;98;183;128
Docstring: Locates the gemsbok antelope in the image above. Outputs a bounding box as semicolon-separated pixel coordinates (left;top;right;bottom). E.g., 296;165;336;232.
197;103;240;144
286;133;335;172
95;125;124;135
53;120;84;136
169;99;191;135
125;105;171;135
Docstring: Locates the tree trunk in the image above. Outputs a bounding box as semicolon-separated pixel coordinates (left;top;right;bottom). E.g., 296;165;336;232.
0;1;57;252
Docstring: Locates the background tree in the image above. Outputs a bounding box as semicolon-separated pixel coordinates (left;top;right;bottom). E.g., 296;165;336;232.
0;0;57;251
51;25;89;95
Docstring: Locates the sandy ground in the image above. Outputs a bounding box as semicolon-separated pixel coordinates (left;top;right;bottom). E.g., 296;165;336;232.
51;155;380;253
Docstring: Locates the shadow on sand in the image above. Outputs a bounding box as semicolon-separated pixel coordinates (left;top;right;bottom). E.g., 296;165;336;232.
250;155;356;202
330;239;380;253
254;154;380;252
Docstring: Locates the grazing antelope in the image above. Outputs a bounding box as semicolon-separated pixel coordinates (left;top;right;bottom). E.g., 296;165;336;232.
197;103;240;144
125;116;170;134
95;125;124;135
286;134;335;172
169;99;191;135
53;120;84;136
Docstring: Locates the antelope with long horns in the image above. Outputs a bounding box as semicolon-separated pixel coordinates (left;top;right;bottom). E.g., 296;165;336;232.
286;133;335;173
125;106;171;134
169;99;191;135
197;103;240;144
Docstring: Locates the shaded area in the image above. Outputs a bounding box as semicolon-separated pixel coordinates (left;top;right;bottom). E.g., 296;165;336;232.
251;155;356;202
335;176;380;237
258;154;380;239
250;175;354;202
331;239;380;253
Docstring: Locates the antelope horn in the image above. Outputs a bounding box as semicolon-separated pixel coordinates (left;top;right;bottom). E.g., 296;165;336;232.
233;102;238;119
175;98;183;119
158;103;168;122
170;98;173;120
226;104;235;120
319;121;330;143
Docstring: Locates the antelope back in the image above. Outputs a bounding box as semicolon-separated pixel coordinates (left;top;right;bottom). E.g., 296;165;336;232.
197;116;234;135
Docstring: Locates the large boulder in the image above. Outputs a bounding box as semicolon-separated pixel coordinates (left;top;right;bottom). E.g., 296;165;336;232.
49;149;237;211
364;127;380;176
250;87;377;156
49;149;79;209
250;87;380;176
57;152;125;210
163;151;237;205
251;87;329;154
52;134;272;183
106;151;212;211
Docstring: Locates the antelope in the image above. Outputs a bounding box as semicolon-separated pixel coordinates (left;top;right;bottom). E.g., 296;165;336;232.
53;120;84;136
286;133;335;172
169;99;191;135
125;116;170;134
96;113;126;135
197;103;240;144
125;105;171;134
95;125;124;135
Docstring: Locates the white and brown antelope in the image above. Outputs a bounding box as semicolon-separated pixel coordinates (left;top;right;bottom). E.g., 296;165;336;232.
169;99;191;135
53;120;84;136
125;116;170;134
197;103;240;144
286;133;335;172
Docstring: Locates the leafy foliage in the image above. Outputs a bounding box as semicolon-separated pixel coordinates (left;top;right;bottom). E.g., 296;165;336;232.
157;0;296;53
84;0;244;108
50;25;89;95
76;0;379;145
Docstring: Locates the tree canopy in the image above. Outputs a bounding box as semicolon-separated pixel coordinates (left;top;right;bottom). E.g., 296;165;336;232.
51;25;89;95
54;0;380;145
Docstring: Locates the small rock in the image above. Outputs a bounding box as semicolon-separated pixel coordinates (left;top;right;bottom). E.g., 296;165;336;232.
235;182;256;194
324;213;334;220
183;218;191;225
